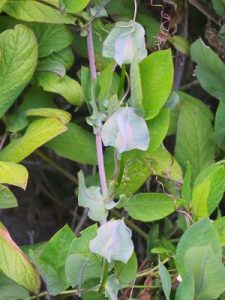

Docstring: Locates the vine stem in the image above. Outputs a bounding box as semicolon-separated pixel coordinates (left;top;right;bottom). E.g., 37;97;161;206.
87;22;108;206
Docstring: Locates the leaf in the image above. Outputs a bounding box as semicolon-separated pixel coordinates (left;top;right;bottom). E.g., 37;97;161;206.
46;122;97;165
103;21;147;66
123;193;181;222
182;163;192;209
0;223;40;294
114;252;138;284
190;38;225;100
0;161;28;189
175;274;195;300
146;109;170;153
78;171;118;222
169;35;189;55
28;23;73;58
184;246;225;300
159;260;171;300
175;218;222;277
3;0;75;24
36;72;83;106
0;0;7;12
213;217;225;246
175;92;215;180
0;185;18;209
101;107;150;153
0;24;38;118
212;102;225;150
192;163;225;220
90;220;134;263
0;272;29;300
61;0;90;13
140;49;174;120
212;0;225;16
30;225;75;295
130;55;144;116
0;118;67;163
65;224;102;287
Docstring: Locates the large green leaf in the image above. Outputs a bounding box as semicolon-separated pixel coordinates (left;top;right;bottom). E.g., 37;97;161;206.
140;49;174;120
0;161;28;189
3;0;75;24
0;24;38;118
114;252;137;284
212;102;225;150
123;193;182;222
191;38;225;100
30;225;75;295
192;162;225;220
175;92;215;180
28;23;73;58
175;274;195;300
65;224;102;287
61;0;90;13
0;223;40;294
0;0;7;12
185;246;225;300
175;218;222;277
36;72;83;106
0;118;67;163
214;217;225;246
0;185;18;209
0;272;29;300
47;123;97;165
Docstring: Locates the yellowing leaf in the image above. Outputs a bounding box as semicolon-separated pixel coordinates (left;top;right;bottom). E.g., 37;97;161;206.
0;223;41;294
0;118;67;163
0;161;28;189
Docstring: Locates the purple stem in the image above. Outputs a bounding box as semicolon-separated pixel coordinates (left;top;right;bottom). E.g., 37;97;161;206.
87;23;108;198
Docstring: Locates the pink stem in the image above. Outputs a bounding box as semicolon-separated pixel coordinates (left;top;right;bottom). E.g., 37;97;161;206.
87;23;108;198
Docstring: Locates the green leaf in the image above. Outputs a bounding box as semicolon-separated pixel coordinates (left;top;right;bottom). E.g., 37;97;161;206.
212;102;225;150
0;0;7;12
3;0;75;24
0;161;28;189
0;223;40;294
185;246;225;300
190;38;225;100
130;55;144;116
146;109;170;153
0;272;29;300
36;72;83;106
103;21;147;66
192;163;225;220
46;123;97;165
30;225;75;295
213;217;225;246
101;107;150;153
0;185;18;209
175;218;222;277
140;49;174;120
123;193;181;222
159;260;171;300
0;118;67;163
114;252;137;284
175;274;195;300
90;220;134;263
65;224;102;287
61;0;90;13
182;163;192;209
169;35;189;55
175;92;215;180
0;24;38;118
28;23;73;58
212;0;225;16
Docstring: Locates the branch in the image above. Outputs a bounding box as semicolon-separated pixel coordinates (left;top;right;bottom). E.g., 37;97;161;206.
189;0;220;26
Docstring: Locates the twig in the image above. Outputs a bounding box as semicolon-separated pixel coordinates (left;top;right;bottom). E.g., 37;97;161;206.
136;257;170;278
0;132;7;150
35;150;78;184
188;0;220;26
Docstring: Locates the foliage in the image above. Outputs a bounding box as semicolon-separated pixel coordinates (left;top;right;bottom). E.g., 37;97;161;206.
0;0;224;299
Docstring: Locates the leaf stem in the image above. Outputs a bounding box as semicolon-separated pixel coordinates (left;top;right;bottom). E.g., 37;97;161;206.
35;150;78;184
133;0;138;22
98;260;109;294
